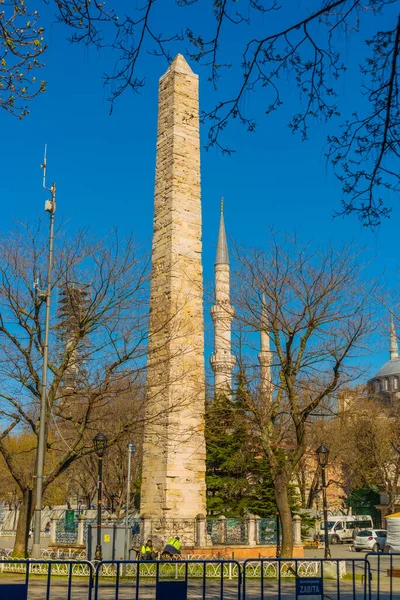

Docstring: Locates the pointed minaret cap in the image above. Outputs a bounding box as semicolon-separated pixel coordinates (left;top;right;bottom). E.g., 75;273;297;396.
215;197;229;265
166;54;194;76
390;314;399;360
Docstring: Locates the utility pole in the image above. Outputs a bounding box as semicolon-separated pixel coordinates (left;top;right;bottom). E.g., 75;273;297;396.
31;146;56;559
124;442;136;560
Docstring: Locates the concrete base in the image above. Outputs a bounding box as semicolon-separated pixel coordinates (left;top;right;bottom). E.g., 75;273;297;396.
184;546;304;559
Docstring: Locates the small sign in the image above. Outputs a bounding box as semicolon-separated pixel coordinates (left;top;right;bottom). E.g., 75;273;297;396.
156;580;187;600
104;534;111;543
65;509;75;532
296;577;323;598
0;584;28;600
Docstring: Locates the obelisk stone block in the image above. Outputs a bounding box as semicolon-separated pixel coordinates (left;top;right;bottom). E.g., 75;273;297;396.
140;55;207;528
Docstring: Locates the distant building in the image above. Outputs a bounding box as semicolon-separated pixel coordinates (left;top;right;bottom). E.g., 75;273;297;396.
368;316;400;401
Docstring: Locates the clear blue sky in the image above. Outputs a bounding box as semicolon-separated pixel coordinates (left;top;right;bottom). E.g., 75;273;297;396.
0;1;398;378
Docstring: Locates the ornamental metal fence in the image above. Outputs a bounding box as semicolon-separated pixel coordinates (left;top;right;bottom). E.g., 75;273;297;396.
206;518;248;545
225;518;248;545
94;559;242;600
0;530;50;537
0;555;399;599
55;513;78;544
0;558;94;599
256;517;277;545
243;557;369;600
366;552;400;600
207;519;221;544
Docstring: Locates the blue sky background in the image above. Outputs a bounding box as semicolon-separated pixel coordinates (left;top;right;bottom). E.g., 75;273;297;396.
0;1;398;379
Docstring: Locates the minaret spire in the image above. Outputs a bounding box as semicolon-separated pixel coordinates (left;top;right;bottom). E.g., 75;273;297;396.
258;293;273;402
215;197;229;265
211;198;235;396
390;314;399;360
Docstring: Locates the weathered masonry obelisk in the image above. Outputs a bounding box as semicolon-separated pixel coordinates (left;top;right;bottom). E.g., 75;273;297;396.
140;55;207;527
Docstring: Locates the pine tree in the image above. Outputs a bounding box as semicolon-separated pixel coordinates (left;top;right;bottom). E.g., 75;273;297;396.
205;391;251;516
206;369;277;517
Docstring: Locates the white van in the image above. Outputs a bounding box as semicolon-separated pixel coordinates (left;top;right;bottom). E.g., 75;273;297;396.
318;515;374;544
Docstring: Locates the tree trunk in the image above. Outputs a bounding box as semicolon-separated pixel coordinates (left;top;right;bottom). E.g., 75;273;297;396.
13;488;33;557
274;473;293;557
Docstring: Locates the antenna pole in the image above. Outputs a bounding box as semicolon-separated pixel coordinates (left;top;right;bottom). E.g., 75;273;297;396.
31;146;56;559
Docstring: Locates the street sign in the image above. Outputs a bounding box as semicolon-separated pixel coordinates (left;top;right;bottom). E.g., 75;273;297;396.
65;509;75;532
296;577;323;599
0;584;27;599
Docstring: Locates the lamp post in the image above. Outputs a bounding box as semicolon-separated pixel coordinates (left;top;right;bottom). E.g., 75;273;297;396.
93;432;108;561
316;444;331;559
276;510;281;558
31;148;57;559
124;442;136;560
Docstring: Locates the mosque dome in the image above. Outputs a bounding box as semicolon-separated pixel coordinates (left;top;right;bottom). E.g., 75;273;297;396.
368;316;400;397
375;357;400;378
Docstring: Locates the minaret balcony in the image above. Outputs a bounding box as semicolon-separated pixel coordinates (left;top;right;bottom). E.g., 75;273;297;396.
211;304;234;321
210;353;236;372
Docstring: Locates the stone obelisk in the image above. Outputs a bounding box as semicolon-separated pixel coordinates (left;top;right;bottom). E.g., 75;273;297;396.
140;55;207;529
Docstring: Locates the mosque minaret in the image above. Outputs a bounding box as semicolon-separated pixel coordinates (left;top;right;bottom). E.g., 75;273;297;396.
390;314;399;360
258;293;273;402
210;199;236;397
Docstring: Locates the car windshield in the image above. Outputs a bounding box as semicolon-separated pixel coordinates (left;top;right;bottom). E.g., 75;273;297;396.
320;521;338;530
357;531;373;537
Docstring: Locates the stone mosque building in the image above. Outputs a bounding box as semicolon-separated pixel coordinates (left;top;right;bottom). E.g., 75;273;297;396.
368;317;400;401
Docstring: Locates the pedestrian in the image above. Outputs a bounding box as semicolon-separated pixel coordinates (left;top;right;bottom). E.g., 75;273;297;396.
162;536;181;558
140;539;157;561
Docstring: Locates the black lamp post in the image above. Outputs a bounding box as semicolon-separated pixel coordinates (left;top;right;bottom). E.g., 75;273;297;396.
93;432;108;561
316;444;331;559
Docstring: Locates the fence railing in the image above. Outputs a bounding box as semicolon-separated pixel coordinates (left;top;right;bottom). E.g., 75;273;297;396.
256;517;277;545
40;514;299;548
0;530;50;537
0;555;398;600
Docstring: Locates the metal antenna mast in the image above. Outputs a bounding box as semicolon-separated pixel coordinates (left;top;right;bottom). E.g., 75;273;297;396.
31;145;57;559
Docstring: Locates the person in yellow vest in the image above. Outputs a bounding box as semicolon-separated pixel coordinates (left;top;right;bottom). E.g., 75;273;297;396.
140;539;156;560
162;536;181;557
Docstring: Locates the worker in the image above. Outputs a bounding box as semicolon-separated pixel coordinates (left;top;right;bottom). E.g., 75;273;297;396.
140;539;156;561
162;536;181;557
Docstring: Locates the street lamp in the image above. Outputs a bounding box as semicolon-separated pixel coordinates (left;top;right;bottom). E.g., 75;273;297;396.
124;442;136;561
31;148;57;559
93;432;108;561
316;444;331;559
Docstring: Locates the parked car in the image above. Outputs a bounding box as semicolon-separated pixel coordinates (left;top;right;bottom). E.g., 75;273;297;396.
353;529;387;552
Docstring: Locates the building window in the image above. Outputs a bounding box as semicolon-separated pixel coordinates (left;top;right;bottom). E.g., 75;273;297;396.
384;378;389;391
394;377;398;390
374;380;380;393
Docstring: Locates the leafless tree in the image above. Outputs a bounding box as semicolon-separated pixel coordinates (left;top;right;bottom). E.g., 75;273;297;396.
325;393;400;514
0;222;152;555
232;233;378;556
